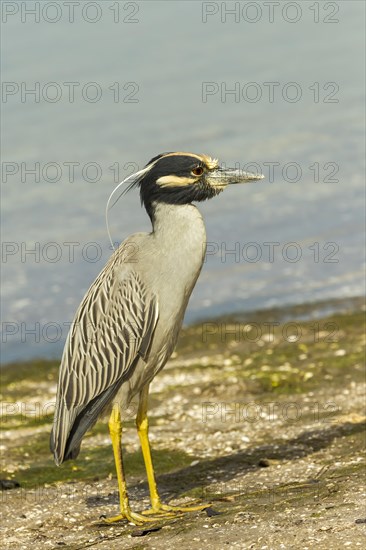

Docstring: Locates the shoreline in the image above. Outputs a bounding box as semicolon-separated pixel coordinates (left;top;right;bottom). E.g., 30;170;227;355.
1;295;364;368
1;298;365;548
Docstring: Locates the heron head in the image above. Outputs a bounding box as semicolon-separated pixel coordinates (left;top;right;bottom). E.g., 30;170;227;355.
106;152;264;244
137;152;264;214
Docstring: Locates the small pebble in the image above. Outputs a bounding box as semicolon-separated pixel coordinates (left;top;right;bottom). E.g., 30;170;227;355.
0;479;20;490
205;507;221;517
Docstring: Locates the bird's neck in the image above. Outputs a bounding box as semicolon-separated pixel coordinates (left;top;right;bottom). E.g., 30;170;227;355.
151;202;204;236
150;201;207;286
150;202;207;263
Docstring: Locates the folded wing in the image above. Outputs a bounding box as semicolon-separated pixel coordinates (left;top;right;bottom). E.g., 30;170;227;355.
51;258;158;465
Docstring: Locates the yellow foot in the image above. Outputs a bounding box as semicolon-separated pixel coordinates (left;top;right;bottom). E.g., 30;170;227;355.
143;502;210;515
141;507;178;518
104;510;161;525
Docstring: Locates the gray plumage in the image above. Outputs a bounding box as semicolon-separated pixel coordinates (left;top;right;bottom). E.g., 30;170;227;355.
51;152;263;468
51;203;204;464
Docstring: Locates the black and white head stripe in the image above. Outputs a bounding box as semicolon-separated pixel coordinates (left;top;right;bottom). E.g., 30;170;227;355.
106;153;219;248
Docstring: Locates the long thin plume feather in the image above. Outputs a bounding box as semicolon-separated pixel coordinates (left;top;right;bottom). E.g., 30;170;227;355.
105;162;156;250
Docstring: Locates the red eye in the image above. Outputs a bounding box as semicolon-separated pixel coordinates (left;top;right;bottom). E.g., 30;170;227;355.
192;167;204;176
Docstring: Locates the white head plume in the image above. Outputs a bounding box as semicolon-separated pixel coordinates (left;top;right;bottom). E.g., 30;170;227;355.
105;160;158;250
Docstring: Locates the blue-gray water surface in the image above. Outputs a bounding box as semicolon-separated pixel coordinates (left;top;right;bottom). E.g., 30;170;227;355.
1;1;365;363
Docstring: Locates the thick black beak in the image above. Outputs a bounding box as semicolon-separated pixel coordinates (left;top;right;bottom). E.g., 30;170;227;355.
206;167;264;188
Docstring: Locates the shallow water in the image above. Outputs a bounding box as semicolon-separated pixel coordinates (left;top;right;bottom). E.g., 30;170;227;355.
1;1;365;363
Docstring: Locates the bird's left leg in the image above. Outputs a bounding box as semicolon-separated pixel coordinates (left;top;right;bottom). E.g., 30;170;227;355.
137;385;209;516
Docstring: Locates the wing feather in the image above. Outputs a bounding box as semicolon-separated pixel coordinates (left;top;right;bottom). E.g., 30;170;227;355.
51;251;158;464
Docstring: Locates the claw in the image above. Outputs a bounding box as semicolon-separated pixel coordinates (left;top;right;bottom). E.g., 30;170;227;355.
143;501;210;515
161;502;211;513
104;511;161;525
142;507;178;517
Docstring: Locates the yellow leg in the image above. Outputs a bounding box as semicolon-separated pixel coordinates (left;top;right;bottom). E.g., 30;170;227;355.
137;385;209;516
136;385;162;511
105;403;159;525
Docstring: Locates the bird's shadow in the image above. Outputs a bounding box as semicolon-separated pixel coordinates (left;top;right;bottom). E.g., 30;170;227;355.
86;419;364;508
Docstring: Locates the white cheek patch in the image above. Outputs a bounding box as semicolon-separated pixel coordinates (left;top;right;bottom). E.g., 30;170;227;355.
156;175;197;187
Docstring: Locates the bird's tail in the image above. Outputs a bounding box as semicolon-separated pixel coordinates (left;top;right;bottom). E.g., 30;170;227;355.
50;400;80;465
50;378;122;465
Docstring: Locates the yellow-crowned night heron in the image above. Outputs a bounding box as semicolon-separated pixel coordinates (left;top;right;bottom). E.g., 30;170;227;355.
51;152;264;524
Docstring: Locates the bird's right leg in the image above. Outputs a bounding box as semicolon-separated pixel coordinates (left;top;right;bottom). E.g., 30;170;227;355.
105;403;159;525
137;386;209;516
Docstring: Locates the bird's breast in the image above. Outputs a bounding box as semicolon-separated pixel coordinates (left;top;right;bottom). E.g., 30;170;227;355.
114;204;207;404
149;203;206;308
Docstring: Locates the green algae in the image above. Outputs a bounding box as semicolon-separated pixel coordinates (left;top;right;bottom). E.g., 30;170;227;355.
1;426;197;489
1;302;365;498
